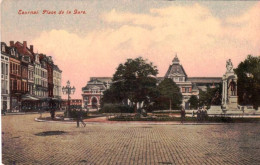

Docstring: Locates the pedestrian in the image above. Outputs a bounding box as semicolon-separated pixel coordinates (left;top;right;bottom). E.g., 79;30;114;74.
197;109;201;122
50;109;55;120
181;107;186;124
77;109;86;127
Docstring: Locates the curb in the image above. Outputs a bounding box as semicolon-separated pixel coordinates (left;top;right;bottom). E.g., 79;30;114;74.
34;118;227;125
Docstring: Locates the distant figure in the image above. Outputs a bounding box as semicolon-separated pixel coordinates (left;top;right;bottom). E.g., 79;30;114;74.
50;109;55;120
228;79;236;96
181;108;186;124
77;109;86;127
197;109;201;122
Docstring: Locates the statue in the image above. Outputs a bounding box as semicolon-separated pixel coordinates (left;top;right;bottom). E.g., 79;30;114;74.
226;59;233;72
228;79;236;96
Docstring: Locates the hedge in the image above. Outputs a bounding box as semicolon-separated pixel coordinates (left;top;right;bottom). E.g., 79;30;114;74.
100;104;134;113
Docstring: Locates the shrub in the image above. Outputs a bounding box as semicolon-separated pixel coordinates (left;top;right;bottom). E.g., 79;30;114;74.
100;104;134;113
64;110;88;118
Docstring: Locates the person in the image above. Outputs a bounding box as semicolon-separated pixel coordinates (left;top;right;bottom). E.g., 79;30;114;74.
228;79;236;96
50;109;55;120
197;108;201;122
77;109;86;127
180;107;186;124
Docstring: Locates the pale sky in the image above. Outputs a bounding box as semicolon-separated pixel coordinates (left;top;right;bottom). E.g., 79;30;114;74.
1;0;260;99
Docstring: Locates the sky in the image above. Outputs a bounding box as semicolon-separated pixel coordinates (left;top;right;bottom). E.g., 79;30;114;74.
1;0;260;99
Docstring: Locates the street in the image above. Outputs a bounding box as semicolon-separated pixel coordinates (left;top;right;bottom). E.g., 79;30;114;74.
2;114;260;165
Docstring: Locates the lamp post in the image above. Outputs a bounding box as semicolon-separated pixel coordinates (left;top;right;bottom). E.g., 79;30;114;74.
62;81;75;118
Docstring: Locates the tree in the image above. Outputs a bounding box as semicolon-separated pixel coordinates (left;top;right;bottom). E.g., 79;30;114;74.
198;85;222;109
110;57;158;112
155;78;182;110
234;55;260;109
188;95;199;109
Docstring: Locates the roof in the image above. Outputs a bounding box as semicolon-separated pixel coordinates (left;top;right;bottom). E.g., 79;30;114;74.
14;41;34;61
187;77;222;84
165;55;187;78
82;79;107;90
90;77;112;82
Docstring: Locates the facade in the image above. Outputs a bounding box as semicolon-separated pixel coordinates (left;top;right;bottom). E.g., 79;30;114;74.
46;56;54;98
82;78;111;109
1;42;10;112
0;41;62;112
164;55;193;109
9;43;22;112
53;65;62;99
39;54;48;98
82;55;222;109
61;99;82;110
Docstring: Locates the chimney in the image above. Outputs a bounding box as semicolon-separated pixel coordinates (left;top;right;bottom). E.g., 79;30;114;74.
10;41;14;47
30;45;34;52
23;41;27;49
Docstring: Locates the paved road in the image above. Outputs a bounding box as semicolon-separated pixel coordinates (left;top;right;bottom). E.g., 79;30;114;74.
2;114;260;165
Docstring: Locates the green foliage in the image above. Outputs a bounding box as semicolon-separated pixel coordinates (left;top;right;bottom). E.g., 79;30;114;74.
101;57;159;112
198;85;222;109
153;78;182;110
188;95;199;109
64;110;88;118
234;55;260;109
100;104;134;113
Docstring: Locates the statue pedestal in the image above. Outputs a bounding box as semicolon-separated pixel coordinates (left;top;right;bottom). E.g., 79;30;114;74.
207;106;223;115
227;96;238;110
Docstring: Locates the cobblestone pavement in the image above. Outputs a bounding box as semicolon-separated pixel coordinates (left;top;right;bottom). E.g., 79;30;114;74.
2;114;260;165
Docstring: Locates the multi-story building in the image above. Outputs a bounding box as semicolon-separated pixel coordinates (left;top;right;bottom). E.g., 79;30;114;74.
82;55;222;110
9;42;22;111
53;65;62;99
164;55;193;109
39;54;48;98
27;45;35;96
0;41;62;112
46;56;54;98
1;42;10;112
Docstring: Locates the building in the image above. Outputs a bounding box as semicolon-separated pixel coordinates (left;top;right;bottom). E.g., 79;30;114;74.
46;56;54;98
1;42;10;112
9;42;22;112
53;65;62;109
53;65;62;99
82;55;222;109
164;55;193;109
38;54;49;108
0;41;62;112
61;99;82;110
82;78;111;109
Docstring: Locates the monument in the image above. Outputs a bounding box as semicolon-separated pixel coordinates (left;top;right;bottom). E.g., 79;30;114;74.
221;59;238;110
208;59;240;115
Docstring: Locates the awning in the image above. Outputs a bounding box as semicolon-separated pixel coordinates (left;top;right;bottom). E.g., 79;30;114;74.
21;94;39;101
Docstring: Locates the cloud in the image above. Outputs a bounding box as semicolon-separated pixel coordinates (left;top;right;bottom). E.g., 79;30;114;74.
32;3;260;98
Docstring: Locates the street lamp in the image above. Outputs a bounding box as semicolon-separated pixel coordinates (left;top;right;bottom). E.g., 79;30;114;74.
62;80;75;118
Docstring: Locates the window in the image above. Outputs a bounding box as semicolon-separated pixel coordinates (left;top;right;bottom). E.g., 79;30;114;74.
10;63;13;74
1;62;4;75
5;64;8;75
179;77;183;82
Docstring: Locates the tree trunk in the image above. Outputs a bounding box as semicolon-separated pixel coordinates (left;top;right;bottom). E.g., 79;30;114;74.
169;99;172;110
134;102;137;113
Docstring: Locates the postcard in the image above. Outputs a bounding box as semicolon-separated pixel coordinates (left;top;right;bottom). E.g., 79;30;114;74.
1;0;260;164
